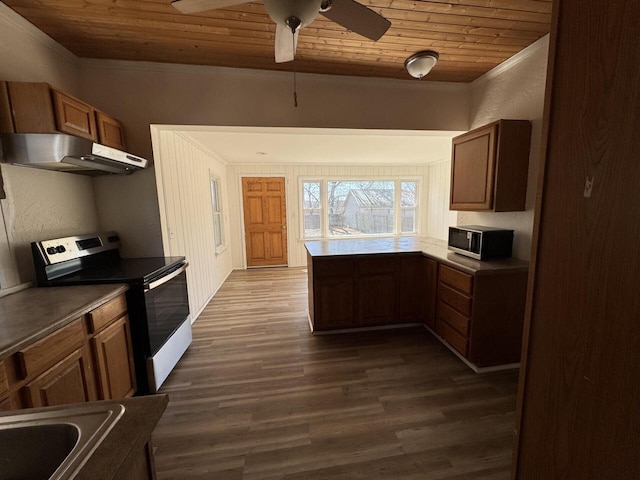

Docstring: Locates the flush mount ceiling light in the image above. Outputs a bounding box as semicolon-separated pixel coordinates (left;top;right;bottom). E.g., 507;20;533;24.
404;50;439;79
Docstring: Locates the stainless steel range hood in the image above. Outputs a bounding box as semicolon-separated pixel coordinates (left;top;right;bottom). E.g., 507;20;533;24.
0;133;148;175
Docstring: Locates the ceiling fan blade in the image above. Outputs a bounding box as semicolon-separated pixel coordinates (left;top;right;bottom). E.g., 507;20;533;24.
171;0;251;14
275;24;299;63
321;0;390;41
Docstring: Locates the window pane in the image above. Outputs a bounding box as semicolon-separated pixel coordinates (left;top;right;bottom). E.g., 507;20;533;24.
304;209;321;238
211;181;219;212
401;208;416;233
213;214;223;248
328;181;394;236
303;182;321;209
401;181;417;207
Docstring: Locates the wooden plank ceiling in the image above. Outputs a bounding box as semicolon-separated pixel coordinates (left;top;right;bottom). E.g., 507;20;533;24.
3;0;552;82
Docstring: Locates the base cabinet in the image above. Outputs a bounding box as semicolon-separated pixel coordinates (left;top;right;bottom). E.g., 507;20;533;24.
23;346;96;408
121;442;157;480
92;315;137;400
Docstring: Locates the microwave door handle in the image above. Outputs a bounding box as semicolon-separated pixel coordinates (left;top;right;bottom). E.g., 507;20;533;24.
467;232;473;251
144;262;189;291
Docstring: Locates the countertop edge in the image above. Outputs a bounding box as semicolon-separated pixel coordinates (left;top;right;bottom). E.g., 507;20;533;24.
0;284;130;360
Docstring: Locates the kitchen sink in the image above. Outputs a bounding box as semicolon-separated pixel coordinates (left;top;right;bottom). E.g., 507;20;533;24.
0;403;125;480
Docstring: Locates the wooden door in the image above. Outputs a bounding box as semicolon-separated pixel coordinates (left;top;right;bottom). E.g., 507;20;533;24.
23;346;96;408
52;89;98;141
242;177;288;267
96;111;127;150
514;1;640;479
92;315;137;400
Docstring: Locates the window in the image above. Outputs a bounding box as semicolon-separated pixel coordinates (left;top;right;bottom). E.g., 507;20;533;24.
210;176;225;253
300;179;420;239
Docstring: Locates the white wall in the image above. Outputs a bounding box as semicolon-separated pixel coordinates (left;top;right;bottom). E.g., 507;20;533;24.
458;36;550;260
153;130;233;320
0;5;100;287
77;60;470;259
426;160;457;240
226;164;431;268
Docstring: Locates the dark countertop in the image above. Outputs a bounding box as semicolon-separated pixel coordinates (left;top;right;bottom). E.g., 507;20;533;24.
0;284;129;360
0;394;169;480
305;237;529;275
76;395;168;480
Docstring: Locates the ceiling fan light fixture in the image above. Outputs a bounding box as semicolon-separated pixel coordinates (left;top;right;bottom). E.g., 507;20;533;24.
264;0;322;28
404;50;439;79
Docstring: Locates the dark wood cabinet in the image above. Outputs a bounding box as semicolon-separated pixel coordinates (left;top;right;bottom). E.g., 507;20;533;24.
398;254;425;323
450;119;531;212
358;255;398;326
0;81;14;133
309;257;356;330
422;257;438;328
23;346;96;408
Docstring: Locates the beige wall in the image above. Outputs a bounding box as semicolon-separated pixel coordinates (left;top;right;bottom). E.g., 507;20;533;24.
153;130;232;320
77;60;470;259
0;5;99;287
458;36;549;260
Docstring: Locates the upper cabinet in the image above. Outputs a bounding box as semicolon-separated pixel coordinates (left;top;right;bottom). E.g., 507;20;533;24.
450;119;532;212
0;81;126;150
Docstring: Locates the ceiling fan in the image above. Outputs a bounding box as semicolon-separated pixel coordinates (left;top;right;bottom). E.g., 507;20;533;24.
171;0;391;63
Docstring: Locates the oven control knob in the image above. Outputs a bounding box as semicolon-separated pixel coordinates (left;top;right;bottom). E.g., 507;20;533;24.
46;247;57;255
56;245;66;253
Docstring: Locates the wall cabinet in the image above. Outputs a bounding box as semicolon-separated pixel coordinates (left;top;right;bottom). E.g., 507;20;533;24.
0;81;127;149
450;119;532;212
0;293;136;411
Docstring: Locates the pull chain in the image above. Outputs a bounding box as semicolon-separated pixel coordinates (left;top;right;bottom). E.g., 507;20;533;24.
293;32;298;108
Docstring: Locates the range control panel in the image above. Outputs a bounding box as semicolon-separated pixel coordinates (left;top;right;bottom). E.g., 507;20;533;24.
36;232;120;265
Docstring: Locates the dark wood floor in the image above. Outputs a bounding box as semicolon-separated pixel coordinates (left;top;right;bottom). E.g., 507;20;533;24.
154;267;519;479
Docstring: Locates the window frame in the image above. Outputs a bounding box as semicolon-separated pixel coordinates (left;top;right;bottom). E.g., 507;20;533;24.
299;177;421;240
210;174;226;255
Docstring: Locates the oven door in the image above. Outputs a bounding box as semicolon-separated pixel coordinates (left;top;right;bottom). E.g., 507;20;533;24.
144;263;190;356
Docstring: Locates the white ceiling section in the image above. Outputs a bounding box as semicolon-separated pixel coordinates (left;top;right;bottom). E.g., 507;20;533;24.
170;126;462;165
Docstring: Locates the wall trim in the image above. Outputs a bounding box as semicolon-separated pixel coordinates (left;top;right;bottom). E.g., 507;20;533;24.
472;35;550;87
0;3;78;67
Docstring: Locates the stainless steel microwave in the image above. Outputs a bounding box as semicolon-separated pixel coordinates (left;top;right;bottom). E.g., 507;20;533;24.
448;226;514;260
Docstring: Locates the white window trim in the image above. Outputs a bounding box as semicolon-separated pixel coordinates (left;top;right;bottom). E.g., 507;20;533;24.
210;173;226;255
299;177;421;240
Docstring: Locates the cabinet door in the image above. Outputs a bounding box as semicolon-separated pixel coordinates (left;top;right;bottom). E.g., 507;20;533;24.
358;256;398;326
6;82;57;133
423;257;438;329
23;346;96;408
96;111;127;150
314;277;356;330
398;254;424;322
0;81;14;133
52;89;98;141
92;315;137;400
450;123;497;211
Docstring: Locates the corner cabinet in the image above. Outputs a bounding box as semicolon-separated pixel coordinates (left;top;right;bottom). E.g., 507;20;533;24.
450;119;532;212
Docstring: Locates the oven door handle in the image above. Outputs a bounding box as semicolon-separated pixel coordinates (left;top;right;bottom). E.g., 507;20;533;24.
144;262;189;291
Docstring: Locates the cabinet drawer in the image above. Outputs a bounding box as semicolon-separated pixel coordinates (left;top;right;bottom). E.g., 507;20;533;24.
439;264;473;295
88;294;128;333
358;256;398;274
0;360;8;398
436;318;468;357
437;301;470;337
313;258;355;277
438;283;472;316
17;319;85;379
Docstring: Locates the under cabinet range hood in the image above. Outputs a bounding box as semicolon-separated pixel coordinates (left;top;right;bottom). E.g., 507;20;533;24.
0;133;148;175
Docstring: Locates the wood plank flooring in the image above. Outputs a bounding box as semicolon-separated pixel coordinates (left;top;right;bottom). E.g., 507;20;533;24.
154;267;519;479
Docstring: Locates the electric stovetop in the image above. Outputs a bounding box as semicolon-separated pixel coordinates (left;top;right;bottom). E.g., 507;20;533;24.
50;256;186;285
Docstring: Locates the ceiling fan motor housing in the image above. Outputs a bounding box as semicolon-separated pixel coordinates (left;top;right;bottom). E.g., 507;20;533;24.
264;0;323;28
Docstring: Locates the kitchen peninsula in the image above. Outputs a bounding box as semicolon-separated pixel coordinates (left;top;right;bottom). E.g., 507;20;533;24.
306;237;529;370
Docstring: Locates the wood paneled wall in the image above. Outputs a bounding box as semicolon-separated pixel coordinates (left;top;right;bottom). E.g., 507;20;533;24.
153;130;233;321
226;163;451;268
426;160;457;240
